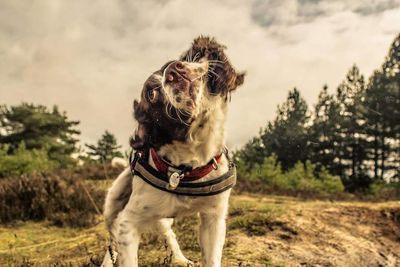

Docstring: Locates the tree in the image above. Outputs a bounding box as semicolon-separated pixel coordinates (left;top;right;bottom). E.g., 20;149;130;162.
0;103;80;166
260;88;310;170
85;130;123;162
336;65;369;191
364;34;400;182
382;34;400;182
234;136;265;173
309;85;343;175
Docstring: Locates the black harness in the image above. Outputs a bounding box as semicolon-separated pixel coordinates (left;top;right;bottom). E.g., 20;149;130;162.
129;149;237;196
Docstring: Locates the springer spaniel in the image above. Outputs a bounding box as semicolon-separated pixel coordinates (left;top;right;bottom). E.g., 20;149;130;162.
102;36;245;267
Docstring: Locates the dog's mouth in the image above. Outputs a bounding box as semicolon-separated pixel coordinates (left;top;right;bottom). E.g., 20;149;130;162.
162;60;208;113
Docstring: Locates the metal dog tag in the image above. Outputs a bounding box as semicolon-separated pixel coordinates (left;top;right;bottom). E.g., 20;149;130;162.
168;172;182;190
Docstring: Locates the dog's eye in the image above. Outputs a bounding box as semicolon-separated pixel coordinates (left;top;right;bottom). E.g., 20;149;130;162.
148;90;158;103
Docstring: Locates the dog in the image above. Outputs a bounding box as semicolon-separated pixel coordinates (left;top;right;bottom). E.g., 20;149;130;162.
102;36;245;267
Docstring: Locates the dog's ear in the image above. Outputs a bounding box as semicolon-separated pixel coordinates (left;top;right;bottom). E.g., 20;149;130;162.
181;36;245;95
130;99;152;151
231;71;246;91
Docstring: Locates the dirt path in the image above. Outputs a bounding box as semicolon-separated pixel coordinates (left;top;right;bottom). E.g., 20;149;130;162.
228;196;400;267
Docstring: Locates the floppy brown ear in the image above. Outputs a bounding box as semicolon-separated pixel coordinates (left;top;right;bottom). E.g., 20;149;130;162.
130;99;152;151
233;71;246;90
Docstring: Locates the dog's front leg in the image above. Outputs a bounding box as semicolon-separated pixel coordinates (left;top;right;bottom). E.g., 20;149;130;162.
199;210;227;267
116;212;141;267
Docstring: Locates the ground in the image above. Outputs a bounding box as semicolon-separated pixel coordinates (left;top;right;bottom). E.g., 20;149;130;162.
1;194;399;267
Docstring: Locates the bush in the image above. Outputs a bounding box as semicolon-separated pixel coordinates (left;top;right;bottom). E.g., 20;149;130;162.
369;181;400;200
0;171;104;227
74;161;124;180
236;155;344;196
0;143;57;178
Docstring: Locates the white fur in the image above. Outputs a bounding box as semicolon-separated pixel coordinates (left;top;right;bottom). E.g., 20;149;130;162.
102;60;231;267
111;157;128;168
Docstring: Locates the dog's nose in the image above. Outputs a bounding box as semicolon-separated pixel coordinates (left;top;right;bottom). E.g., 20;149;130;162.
165;61;189;83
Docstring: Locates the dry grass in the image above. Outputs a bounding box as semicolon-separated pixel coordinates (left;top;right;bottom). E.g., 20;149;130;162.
0;193;399;267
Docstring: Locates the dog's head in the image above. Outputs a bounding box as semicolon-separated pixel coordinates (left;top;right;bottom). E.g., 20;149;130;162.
131;36;245;150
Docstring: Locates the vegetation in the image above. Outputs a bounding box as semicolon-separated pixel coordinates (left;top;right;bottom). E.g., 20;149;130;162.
236;33;400;194
0;171;105;228
0;143;57;178
236;155;345;197
0;103;80;168
85;130;123;163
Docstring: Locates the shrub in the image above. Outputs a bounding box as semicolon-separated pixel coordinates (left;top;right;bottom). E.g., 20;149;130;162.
369;181;400;199
0;143;57;178
74;161;124;180
236;155;344;196
318;167;345;194
0;171;104;227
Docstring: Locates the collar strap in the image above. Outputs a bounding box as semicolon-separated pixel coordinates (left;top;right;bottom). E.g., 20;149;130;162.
150;148;222;181
129;149;236;196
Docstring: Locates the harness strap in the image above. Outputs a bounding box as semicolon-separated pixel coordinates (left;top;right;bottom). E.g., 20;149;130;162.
150;148;223;181
130;149;237;196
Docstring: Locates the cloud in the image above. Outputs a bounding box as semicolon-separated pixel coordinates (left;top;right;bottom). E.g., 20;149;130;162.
0;0;399;150
251;0;400;28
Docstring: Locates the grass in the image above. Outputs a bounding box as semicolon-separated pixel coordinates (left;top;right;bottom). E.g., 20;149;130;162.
0;194;286;266
0;222;107;266
1;192;399;266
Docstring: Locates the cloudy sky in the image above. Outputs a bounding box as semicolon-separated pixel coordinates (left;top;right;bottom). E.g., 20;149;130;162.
1;0;399;150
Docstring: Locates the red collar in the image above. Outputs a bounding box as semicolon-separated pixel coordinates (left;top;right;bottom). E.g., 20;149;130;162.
150;148;222;181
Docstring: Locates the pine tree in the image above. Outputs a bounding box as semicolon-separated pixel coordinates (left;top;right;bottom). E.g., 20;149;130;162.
382;34;400;182
85;130;123;162
261;88;309;170
364;34;400;182
0;103;80;166
234;136;265;172
336;65;369;191
309;85;343;175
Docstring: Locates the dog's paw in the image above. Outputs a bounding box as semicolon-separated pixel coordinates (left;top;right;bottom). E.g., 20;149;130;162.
172;257;195;267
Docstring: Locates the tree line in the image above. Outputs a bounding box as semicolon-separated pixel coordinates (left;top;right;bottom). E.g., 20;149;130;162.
236;34;400;192
0;103;122;177
1;34;398;195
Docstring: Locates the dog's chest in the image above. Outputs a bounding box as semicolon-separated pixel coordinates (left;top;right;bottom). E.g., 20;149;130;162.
130;175;230;219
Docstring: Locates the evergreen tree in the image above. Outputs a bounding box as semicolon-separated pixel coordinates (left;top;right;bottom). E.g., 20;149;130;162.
261;88;309;170
336;65;369;191
234;136;265;172
364;34;400;182
382;34;400;182
0;103;80;166
85;130;123;162
309;85;343;175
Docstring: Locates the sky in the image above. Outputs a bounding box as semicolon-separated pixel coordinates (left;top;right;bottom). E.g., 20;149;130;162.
0;0;399;150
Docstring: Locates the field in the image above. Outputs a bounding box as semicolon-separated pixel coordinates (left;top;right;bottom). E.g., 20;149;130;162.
1;183;399;267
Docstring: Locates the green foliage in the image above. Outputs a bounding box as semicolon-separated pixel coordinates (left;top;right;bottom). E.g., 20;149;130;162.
0;143;57;178
368;181;400;199
261;88;310;170
309;85;342;175
85;130;123;162
318;167;346;194
238;155;344;195
236;33;400;193
0;103;80;167
0;171;104;227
